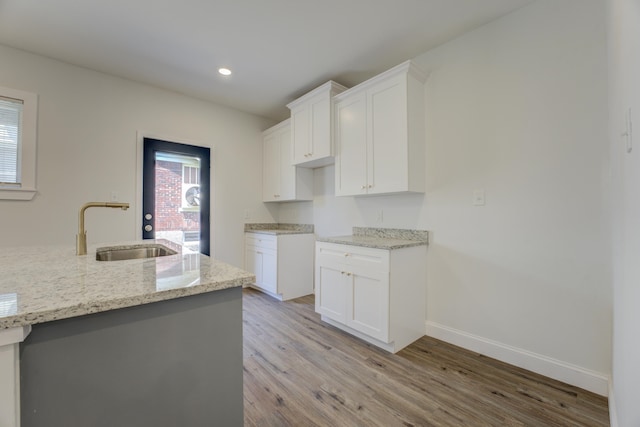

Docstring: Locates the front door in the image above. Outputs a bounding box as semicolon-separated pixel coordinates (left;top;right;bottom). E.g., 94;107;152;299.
142;138;211;255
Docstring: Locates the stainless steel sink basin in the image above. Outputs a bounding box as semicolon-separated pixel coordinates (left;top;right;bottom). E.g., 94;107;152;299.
96;244;177;261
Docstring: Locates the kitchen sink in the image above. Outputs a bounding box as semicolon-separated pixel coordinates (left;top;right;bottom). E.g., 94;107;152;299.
96;244;177;261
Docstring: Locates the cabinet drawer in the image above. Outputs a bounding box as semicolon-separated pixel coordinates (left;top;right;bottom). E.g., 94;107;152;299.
316;242;389;272
245;233;277;250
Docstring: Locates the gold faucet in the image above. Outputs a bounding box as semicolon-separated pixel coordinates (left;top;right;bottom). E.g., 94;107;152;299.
76;202;130;255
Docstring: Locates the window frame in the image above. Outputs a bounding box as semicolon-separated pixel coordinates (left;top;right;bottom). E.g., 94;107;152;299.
181;161;201;211
0;86;38;200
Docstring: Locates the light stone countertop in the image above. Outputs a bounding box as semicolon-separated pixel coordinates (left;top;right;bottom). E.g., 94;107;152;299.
317;235;428;250
246;229;312;236
244;223;314;236
0;240;255;330
316;227;429;250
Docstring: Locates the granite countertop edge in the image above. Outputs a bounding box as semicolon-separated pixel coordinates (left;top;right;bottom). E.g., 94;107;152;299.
244;223;314;236
316;227;429;250
0;240;255;330
245;229;313;236
0;276;255;330
316;235;428;250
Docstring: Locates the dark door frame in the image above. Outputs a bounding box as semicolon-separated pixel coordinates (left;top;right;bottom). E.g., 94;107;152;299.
142;137;211;256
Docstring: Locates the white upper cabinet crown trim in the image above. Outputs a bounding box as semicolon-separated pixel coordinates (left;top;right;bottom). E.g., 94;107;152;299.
286;81;348;110
334;60;428;101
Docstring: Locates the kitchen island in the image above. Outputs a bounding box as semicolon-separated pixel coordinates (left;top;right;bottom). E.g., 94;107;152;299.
0;240;254;427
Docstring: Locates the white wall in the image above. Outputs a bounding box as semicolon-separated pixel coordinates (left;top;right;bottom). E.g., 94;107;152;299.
418;0;611;388
0;44;275;267
282;0;612;394
607;0;640;424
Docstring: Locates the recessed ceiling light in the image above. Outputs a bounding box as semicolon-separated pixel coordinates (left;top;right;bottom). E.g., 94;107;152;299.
218;68;232;76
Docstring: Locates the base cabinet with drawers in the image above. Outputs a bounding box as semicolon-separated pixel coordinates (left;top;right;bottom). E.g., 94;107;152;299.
244;232;315;301
315;241;427;353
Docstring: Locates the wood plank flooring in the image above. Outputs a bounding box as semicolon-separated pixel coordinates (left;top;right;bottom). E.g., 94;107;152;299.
242;288;609;426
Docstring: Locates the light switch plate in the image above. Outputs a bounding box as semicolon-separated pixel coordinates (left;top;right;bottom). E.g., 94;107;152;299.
473;190;485;206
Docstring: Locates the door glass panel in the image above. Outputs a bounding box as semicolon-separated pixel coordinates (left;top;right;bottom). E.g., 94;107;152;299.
154;152;201;252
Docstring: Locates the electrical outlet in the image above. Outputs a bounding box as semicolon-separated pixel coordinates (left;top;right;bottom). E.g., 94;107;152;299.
473;190;485;206
243;209;250;220
110;191;119;202
376;209;384;223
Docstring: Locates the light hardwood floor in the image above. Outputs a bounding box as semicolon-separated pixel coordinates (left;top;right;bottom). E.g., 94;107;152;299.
242;288;609;426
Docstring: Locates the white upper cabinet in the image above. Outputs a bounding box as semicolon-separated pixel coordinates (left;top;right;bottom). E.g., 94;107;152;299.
287;81;348;168
262;119;313;202
334;61;427;196
334;92;368;195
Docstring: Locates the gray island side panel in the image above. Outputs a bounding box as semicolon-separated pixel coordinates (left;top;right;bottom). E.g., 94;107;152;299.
20;286;242;427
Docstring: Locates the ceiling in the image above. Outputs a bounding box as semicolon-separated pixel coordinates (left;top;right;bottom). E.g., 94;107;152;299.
0;0;535;121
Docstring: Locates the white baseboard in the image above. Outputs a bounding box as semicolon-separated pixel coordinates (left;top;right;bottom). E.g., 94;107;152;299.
425;321;609;397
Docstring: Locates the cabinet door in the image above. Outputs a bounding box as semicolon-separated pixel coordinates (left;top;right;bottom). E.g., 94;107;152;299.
335;93;368;196
260;249;278;294
348;264;390;342
262;132;280;202
368;75;408;194
278;126;296;200
291;107;309;165
316;263;348;324
309;95;331;160
244;245;263;286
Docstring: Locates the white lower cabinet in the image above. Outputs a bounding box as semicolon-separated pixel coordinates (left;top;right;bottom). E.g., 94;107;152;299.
245;243;277;295
244;232;315;301
0;326;31;427
315;241;426;353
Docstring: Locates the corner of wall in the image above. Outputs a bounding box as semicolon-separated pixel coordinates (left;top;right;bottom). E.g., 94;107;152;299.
608;378;618;427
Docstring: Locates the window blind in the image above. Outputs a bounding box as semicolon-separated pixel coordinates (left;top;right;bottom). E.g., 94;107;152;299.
0;96;23;185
